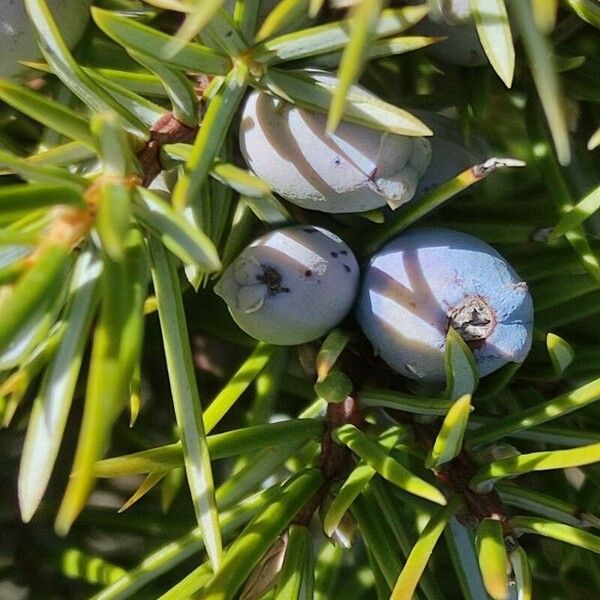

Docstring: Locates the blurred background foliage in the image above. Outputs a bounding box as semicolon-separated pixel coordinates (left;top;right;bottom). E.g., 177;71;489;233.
0;0;599;598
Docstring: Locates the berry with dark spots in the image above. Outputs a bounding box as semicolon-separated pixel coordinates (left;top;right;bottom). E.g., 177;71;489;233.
215;225;359;345
256;266;290;295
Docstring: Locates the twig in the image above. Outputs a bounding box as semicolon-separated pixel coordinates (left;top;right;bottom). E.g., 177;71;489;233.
136;75;213;186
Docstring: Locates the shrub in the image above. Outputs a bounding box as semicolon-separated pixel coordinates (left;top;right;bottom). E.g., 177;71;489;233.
0;1;599;599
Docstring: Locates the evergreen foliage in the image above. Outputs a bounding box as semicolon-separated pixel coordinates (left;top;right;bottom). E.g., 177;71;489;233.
0;1;599;598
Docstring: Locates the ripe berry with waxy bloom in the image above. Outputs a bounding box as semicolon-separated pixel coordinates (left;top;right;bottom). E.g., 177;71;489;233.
0;1;91;79
356;227;533;382
410;0;487;67
412;111;490;199
215;225;359;345
239;75;431;214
